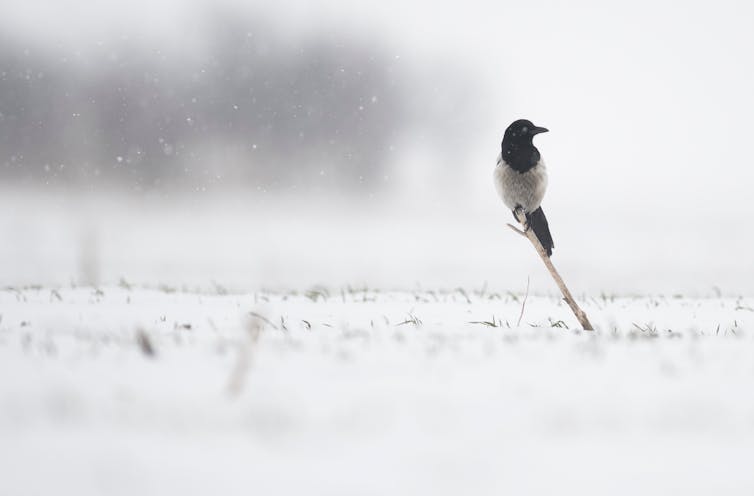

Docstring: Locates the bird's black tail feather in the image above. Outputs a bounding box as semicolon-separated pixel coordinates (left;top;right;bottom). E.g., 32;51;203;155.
526;207;554;257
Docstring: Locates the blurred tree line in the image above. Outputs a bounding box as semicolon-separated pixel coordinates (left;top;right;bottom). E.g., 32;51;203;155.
0;12;478;191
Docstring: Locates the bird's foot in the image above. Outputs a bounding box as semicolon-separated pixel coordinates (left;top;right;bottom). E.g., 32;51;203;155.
513;207;530;231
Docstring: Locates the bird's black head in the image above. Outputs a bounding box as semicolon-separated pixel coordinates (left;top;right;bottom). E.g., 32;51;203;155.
503;119;548;146
501;119;549;173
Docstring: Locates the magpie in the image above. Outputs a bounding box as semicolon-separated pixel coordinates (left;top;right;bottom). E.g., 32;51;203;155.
494;119;554;256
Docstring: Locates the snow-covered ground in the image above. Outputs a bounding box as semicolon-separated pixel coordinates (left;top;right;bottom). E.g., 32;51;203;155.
1;286;753;495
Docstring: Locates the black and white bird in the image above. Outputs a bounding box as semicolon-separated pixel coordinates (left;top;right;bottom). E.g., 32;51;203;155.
494;119;555;256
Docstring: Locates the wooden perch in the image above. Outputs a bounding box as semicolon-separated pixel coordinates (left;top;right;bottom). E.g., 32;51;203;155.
507;208;594;331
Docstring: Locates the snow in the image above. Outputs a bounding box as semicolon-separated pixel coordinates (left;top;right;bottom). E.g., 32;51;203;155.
1;286;753;495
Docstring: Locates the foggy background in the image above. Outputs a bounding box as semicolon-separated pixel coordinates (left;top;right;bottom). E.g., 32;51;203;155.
2;0;753;294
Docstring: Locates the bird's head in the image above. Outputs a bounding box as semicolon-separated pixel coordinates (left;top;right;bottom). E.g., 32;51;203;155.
502;119;549;147
500;119;549;172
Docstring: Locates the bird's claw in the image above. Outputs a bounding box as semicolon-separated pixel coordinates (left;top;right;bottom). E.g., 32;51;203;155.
514;207;530;231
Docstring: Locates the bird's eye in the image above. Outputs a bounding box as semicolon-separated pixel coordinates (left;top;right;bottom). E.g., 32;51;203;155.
521;126;528;133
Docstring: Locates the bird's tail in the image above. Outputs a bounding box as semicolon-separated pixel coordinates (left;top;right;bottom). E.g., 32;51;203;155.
527;207;554;257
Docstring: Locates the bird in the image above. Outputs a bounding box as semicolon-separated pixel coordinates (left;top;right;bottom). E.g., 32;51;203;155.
494;119;554;256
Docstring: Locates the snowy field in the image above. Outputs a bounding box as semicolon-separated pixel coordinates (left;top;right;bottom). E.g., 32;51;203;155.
1;285;753;495
4;0;754;493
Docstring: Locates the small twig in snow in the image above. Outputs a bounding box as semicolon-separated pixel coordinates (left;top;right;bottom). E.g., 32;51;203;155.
136;328;156;358
516;276;530;328
227;311;265;397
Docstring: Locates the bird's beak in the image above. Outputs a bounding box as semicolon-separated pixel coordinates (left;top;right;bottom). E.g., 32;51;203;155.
530;126;549;135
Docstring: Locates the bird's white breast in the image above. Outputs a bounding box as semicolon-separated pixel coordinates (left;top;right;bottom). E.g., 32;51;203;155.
493;152;548;212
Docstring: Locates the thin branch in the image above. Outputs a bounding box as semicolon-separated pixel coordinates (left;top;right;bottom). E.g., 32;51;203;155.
509;208;594;331
516;276;530;327
507;223;526;236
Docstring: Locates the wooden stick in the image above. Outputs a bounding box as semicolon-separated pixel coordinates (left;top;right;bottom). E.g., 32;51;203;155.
507;209;594;331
